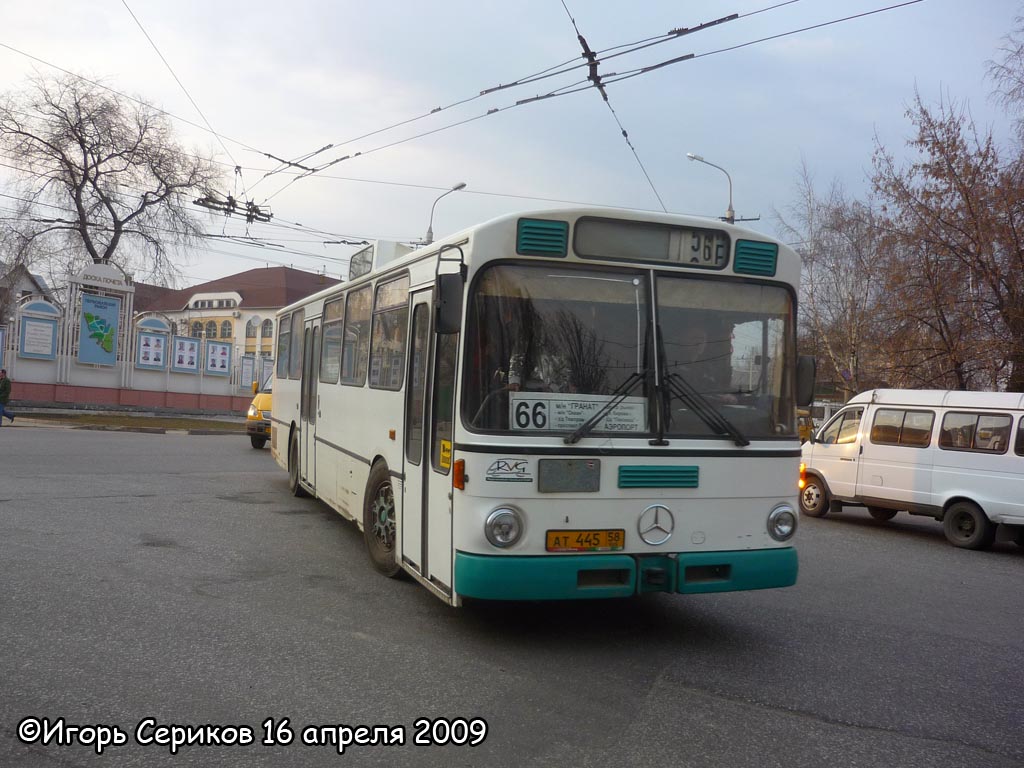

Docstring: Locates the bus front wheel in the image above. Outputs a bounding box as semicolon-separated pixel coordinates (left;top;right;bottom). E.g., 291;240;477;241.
288;433;308;498
799;476;829;518
363;461;401;578
943;501;996;550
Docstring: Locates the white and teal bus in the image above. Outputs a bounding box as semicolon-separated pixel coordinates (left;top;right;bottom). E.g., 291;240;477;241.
271;208;815;605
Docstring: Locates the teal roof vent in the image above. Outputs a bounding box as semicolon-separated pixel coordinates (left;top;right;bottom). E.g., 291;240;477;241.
734;240;778;276
517;218;569;257
618;465;699;489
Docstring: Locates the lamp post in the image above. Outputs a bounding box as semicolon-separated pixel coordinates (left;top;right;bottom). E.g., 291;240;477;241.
686;153;734;224
424;182;466;245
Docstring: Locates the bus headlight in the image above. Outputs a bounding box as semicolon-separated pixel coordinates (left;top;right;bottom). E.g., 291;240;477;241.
767;504;797;542
485;507;524;548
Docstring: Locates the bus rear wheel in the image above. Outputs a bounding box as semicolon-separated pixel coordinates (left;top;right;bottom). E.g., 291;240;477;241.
799;476;829;518
943;501;996;550
363;461;401;578
288;432;308;498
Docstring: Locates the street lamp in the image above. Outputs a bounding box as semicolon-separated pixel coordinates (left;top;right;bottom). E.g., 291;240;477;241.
424;182;467;245
686;153;734;224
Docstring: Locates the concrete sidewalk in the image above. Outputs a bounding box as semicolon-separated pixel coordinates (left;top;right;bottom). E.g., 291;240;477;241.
0;407;246;435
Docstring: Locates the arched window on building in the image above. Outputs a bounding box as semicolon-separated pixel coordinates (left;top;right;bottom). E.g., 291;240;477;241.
170;322;178;337
205;320;217;339
246;318;259;338
261;319;274;338
221;320;232;339
191;321;202;338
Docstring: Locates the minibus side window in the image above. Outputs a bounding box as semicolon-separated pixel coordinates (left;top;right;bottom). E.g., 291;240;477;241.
837;408;862;444
939;411;1012;453
870;408;934;448
819;408;862;445
1016;417;1024;456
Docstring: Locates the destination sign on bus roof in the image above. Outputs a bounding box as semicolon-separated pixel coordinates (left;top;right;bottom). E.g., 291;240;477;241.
574;217;730;270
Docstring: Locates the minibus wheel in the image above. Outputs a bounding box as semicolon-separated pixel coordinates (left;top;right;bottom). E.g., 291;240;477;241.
363;461;401;578
867;507;898;521
799;476;829;517
250;435;267;449
942;501;996;550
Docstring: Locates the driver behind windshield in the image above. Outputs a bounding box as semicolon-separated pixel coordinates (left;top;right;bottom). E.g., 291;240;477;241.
672;319;737;404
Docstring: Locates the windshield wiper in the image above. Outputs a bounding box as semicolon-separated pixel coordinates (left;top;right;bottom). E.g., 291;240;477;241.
563;369;648;445
663;371;750;447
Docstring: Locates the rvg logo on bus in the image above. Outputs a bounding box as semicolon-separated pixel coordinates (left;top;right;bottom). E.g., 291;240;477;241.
485;459;533;483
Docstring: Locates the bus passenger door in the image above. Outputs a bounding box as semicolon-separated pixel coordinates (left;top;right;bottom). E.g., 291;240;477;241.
300;318;321;489
402;289;456;592
425;327;459;592
401;292;431;576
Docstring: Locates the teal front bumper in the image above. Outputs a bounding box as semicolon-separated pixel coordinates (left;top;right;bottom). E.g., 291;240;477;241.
454;548;797;601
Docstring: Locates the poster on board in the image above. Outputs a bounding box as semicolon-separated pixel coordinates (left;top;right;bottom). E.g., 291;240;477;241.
171;336;200;373
240;355;255;390
205;341;232;376
78;293;121;366
136;332;167;370
19;317;58;360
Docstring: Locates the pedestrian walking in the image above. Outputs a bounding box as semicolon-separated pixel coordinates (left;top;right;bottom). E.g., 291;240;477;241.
0;368;15;426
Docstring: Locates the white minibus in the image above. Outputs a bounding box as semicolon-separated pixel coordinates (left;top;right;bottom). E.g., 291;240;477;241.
800;389;1024;549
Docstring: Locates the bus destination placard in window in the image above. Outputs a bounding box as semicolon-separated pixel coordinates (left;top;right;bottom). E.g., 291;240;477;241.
509;393;646;433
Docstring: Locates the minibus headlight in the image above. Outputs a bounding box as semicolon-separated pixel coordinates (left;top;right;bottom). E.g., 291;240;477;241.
247;404;258;418
767;504;797;541
485;507;524;548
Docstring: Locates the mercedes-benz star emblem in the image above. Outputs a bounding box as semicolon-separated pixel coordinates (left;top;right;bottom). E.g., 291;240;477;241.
638;504;675;545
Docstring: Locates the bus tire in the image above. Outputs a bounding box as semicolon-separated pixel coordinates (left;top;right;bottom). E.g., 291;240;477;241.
288;432;308;498
250;435;267;449
363;461;401;578
943;501;996;550
799;476;829;518
867;506;897;521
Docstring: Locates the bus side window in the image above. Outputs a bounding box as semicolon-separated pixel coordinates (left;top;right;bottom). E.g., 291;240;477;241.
405;304;430;464
341;286;372;386
276;312;291;379
369;276;410;390
1016;416;1024;456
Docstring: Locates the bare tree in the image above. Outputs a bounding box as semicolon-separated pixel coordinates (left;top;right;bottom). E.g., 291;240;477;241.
872;93;1024;391
777;164;890;401
0;74;223;285
988;14;1024;145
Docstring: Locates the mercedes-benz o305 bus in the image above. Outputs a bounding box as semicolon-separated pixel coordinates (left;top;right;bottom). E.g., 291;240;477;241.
271;209;815;606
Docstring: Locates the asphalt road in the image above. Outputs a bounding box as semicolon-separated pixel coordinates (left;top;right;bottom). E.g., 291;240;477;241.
1;426;1022;767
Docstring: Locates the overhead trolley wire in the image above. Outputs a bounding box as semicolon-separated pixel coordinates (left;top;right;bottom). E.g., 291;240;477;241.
559;0;669;212
255;0;921;202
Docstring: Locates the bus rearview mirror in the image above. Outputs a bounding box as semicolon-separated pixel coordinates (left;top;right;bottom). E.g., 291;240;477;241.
435;272;464;334
797;355;816;407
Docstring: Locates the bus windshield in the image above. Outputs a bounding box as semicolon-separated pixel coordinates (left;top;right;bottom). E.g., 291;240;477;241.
657;276;796;439
464;264;647;433
463;263;796;438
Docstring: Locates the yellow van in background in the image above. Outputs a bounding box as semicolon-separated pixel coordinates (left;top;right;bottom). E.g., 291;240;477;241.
798;408;814;443
247;374;272;449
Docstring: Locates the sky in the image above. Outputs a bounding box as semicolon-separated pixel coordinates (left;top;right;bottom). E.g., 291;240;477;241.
0;0;1020;287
